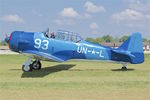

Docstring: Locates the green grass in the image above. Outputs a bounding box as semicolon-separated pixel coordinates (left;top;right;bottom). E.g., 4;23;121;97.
0;54;150;100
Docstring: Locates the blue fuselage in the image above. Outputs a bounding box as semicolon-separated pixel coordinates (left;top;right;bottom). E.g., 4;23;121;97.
8;31;144;64
9;31;111;61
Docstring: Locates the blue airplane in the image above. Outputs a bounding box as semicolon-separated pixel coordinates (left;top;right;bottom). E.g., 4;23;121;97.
5;29;144;72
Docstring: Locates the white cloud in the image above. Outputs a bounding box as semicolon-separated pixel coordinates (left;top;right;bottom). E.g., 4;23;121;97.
85;1;105;13
84;13;92;19
1;14;24;23
112;8;150;28
111;0;150;28
57;7;92;26
60;7;79;18
112;9;145;21
127;0;150;12
89;22;99;29
55;19;76;26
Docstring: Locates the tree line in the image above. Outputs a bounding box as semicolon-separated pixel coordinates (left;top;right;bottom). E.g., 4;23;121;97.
86;35;150;45
0;40;8;46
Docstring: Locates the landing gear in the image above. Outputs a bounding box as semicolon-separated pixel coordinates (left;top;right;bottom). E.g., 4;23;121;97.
32;60;41;70
121;63;127;71
22;57;33;72
22;65;32;72
22;57;42;72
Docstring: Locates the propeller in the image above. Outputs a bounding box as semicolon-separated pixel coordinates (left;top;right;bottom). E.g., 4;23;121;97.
5;33;9;43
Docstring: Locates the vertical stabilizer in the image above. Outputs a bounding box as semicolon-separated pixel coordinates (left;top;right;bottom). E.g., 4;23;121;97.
118;32;144;64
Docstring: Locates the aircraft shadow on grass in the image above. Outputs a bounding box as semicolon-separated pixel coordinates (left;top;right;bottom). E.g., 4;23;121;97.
111;68;135;71
21;64;76;78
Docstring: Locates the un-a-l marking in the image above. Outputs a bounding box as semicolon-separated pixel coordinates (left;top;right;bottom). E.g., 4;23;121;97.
77;46;104;58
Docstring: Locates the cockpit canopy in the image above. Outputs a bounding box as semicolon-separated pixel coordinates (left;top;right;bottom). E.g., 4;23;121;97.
43;29;83;43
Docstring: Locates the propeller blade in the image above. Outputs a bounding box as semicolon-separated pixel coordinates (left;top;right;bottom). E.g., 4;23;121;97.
5;34;9;43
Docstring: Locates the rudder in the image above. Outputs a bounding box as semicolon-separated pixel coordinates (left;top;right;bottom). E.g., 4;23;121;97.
118;32;144;64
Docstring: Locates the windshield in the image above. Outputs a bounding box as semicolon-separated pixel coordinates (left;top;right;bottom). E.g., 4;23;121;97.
43;29;82;42
55;30;82;42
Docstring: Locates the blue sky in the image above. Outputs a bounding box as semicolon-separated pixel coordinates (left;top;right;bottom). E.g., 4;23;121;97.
0;0;150;41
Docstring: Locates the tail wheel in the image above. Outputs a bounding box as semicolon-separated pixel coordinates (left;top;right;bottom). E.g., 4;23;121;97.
32;60;41;70
121;63;127;71
121;66;127;71
22;65;32;72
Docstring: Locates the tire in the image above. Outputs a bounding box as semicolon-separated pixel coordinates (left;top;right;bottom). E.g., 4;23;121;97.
32;61;41;70
121;66;127;71
22;65;32;72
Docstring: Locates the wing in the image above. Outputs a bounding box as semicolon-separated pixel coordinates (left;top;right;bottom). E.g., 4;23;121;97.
21;50;65;62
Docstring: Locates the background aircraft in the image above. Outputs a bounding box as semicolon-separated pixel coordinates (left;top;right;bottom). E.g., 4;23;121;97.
5;29;144;72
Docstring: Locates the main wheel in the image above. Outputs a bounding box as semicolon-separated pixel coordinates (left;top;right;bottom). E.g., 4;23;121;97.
32;60;41;70
22;65;32;72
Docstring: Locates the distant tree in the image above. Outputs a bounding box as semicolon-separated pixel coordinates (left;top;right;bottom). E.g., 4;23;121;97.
143;38;148;42
0;40;8;46
96;37;104;43
86;38;99;44
119;36;129;42
102;35;114;43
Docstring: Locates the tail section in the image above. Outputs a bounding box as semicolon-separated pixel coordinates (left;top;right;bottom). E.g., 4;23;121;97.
119;33;143;53
118;32;144;64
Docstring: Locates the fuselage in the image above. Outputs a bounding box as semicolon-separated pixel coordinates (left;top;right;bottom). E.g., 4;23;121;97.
7;31;144;64
8;31;112;61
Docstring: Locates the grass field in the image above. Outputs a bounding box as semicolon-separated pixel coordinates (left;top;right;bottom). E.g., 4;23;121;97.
0;54;150;100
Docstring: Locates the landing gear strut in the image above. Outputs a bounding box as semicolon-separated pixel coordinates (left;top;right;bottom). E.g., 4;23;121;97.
22;57;42;72
121;63;127;71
